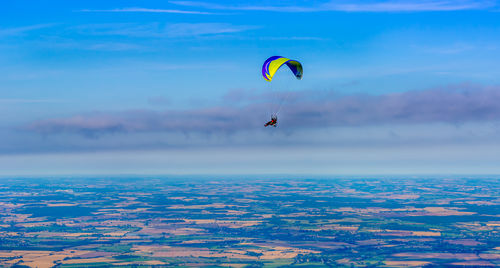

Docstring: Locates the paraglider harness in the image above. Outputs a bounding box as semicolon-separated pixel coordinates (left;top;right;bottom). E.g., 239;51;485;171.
264;115;278;127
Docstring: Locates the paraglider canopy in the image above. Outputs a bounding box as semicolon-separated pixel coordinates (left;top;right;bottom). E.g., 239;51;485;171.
262;56;303;82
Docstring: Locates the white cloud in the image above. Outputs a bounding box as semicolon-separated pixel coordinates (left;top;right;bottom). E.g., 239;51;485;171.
0;24;56;36
170;0;496;12
73;23;258;38
80;7;213;15
166;23;259;37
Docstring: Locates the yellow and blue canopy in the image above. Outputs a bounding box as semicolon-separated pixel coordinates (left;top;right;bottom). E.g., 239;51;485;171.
262;56;303;82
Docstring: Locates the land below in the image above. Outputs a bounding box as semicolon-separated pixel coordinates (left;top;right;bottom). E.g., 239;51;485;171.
0;177;498;267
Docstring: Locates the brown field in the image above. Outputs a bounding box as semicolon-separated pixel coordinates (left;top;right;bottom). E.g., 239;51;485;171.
168;203;243;209
62;257;118;264
132;244;319;260
446;239;484;246
113;260;167;266
138;227;205;235
384;260;431;267
448;261;496;266
0;250;95;268
479;253;500;260
393;252;480;260
411;231;441;236
45;203;78;207
184;219;262;228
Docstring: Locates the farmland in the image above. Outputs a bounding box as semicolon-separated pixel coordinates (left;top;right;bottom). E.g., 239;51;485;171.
0;177;498;267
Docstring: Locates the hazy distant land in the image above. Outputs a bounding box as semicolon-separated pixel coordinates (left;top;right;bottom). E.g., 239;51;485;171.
0;177;498;267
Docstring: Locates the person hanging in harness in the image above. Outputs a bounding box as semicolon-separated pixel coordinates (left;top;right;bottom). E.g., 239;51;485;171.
264;115;278;127
261;56;302;129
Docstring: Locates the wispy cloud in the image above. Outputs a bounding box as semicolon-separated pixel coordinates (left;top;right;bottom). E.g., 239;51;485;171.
323;0;496;12
24;84;500;137
0;23;56;36
170;0;496;12
73;23;258;38
80;7;213;15
51;41;146;51
171;1;314;12
166;23;259;37
259;36;328;41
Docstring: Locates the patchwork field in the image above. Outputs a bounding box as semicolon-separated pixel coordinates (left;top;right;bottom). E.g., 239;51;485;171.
0;177;498;267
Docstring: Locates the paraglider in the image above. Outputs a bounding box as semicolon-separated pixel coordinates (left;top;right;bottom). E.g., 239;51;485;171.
262;56;303;82
261;56;303;127
264;115;278;127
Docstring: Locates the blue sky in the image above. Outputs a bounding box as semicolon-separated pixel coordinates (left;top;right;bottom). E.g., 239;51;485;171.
2;0;500;175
